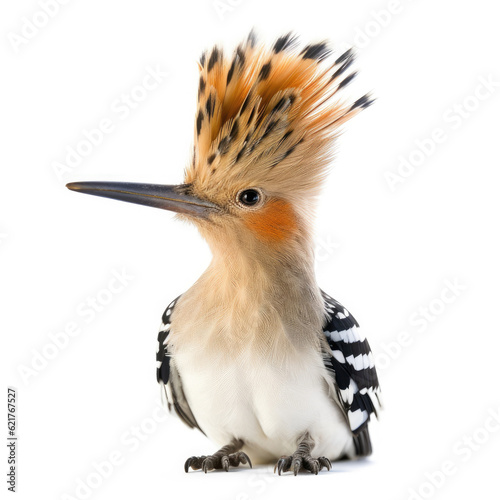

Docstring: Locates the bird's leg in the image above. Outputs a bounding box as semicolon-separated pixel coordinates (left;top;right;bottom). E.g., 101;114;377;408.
184;438;252;473
274;432;332;476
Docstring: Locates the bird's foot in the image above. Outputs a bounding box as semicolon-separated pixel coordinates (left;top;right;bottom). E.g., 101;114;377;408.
184;451;252;473
274;453;331;476
274;432;331;476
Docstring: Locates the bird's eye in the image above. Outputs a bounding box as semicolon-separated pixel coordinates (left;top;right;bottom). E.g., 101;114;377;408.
238;189;261;207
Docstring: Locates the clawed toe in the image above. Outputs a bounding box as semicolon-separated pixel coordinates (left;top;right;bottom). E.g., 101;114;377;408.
184;451;253;473
274;456;292;475
237;452;252;468
319;457;332;471
202;456;215;473
184;455;205;473
274;454;332;476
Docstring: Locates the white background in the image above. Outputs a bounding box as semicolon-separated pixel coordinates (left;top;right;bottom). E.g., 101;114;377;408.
1;1;500;499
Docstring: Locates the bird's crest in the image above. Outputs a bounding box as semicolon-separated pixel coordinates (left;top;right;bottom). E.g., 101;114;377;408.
185;32;372;199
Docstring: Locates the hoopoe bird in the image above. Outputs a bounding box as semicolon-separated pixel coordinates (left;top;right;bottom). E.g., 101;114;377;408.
67;32;382;475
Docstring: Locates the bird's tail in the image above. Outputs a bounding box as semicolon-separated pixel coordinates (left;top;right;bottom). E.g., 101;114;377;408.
352;426;373;457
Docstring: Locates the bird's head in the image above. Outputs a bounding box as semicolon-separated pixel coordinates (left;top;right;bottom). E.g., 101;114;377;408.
67;32;372;262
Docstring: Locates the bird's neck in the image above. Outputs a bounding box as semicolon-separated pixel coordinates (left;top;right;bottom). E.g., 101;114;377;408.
211;245;316;291
206;222;315;286
199;228;325;344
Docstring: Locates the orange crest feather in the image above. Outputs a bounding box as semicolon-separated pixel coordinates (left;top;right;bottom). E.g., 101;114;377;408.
185;32;373;200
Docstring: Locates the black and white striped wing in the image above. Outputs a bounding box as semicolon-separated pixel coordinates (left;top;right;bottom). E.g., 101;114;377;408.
156;295;202;432
321;291;382;438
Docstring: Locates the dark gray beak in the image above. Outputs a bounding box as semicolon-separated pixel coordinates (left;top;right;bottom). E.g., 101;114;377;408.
66;181;219;218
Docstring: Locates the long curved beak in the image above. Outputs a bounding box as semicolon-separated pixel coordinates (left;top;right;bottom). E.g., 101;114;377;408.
66;181;219;218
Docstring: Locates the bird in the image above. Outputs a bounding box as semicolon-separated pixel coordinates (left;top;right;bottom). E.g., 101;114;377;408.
66;31;382;476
